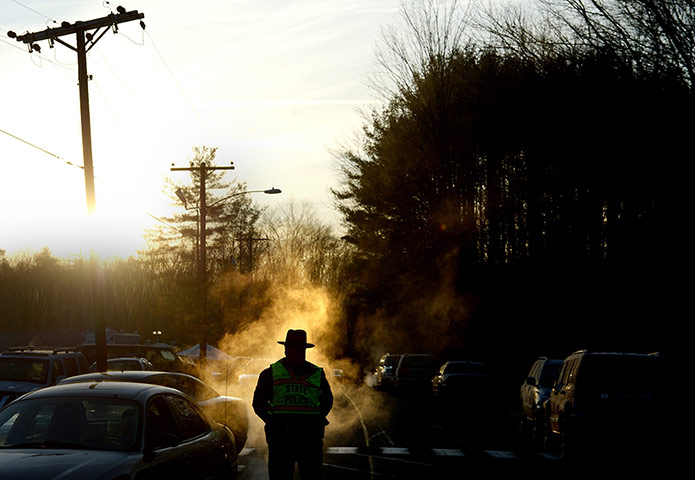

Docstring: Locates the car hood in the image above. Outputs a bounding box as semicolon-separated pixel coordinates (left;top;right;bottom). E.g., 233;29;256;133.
0;449;130;480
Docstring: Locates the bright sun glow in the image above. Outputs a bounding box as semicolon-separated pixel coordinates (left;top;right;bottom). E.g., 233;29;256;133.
1;0;398;261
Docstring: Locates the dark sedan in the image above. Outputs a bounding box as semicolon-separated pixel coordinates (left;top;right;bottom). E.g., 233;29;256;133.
0;381;238;479
58;370;248;453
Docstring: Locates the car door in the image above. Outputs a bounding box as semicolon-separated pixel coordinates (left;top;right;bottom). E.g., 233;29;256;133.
163;393;229;479
549;359;573;433
521;360;541;418
138;392;225;480
136;394;187;479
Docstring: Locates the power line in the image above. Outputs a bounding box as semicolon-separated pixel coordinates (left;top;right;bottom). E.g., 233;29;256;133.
0;127;184;235
10;0;56;23
0;127;84;169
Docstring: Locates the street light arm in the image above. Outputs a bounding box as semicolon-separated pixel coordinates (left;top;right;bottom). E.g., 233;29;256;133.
206;188;281;208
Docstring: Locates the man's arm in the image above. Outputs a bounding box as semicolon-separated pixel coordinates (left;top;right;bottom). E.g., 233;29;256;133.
319;369;333;419
252;367;274;424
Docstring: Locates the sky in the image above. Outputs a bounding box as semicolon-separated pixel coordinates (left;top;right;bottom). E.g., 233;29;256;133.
0;0;405;260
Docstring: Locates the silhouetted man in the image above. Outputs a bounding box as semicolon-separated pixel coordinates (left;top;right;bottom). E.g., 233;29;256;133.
253;329;333;480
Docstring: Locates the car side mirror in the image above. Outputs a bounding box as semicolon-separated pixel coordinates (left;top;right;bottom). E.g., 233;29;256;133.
526;376;537;386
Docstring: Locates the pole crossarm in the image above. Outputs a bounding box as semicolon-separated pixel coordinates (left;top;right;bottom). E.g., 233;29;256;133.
13;10;144;52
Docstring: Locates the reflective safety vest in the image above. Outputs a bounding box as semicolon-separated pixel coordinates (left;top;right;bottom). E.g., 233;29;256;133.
268;360;322;415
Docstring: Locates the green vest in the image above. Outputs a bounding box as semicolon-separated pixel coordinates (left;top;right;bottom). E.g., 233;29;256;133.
268;360;322;415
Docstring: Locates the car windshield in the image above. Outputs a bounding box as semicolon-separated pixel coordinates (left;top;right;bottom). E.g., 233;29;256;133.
578;355;663;394
0;397;141;452
0;358;49;384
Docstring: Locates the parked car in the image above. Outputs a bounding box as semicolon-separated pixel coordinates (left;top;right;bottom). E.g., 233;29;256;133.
545;350;664;459
0;346;89;409
432;360;495;397
88;357;155;372
519;356;562;445
374;353;402;390
395;354;436;391
77;343;193;374
0;381;238;479
58;370;249;454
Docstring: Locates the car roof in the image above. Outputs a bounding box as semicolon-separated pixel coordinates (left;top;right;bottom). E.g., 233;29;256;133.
1;347;84;359
569;351;661;358
446;360;487;365
59;370;198;384
18;380;178;402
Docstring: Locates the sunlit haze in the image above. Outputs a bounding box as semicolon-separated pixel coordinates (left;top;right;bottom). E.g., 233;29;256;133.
1;0;402;259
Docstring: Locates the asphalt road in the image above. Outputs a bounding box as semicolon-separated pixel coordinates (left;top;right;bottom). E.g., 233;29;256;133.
236;381;564;479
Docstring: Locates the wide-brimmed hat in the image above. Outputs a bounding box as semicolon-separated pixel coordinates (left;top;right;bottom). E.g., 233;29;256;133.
278;329;315;348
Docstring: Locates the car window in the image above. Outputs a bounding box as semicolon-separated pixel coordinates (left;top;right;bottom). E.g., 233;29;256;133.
539;361;561;385
567;358;580;385
0;358;49;384
0;397;141;452
147;395;179;449
164;394;209;441
76;356;88;372
555;361;570;386
51;360;64;384
400;355;434;368
108;359;141;371
63;358;78;377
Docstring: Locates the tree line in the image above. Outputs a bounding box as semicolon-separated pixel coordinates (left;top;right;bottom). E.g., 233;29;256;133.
332;0;692;369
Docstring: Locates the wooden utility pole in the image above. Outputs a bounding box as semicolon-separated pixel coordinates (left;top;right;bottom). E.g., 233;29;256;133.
9;8;145;372
171;162;235;362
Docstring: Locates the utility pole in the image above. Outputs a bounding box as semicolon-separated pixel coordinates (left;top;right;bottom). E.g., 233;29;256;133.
171;162;235;362
9;8;145;372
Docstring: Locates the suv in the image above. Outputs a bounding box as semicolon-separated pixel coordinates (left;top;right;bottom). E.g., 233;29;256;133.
519;356;562;445
374;353;401;390
394;353;436;391
0;346;89;408
545;350;663;459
